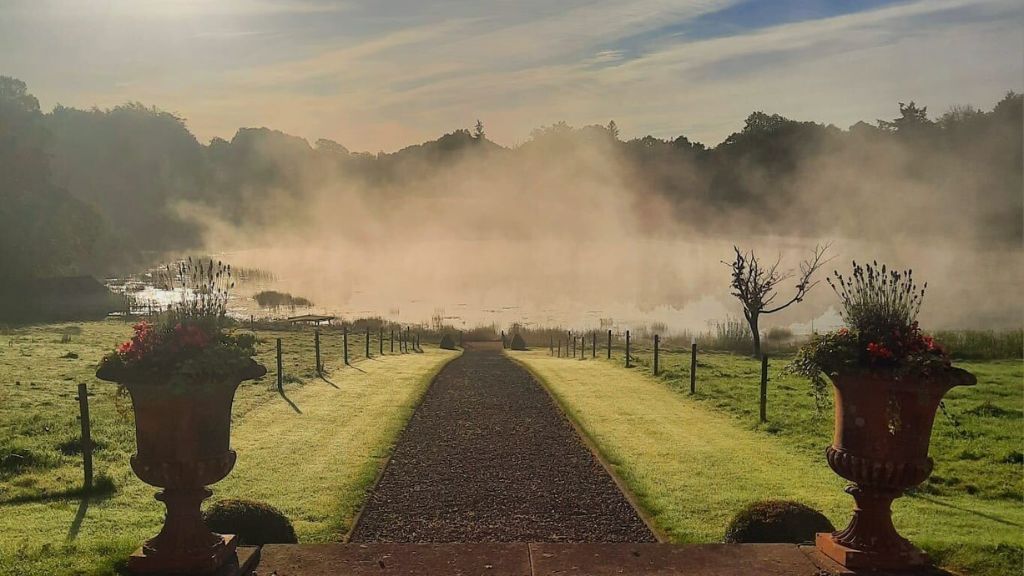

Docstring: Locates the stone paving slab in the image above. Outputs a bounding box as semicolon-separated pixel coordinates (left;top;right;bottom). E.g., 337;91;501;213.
253;543;850;575
529;543;821;575
254;543;532;576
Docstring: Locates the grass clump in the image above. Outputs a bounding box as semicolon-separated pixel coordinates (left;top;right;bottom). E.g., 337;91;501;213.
933;330;1023;360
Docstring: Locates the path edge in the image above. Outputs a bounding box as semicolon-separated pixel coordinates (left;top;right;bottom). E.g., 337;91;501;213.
341;348;464;543
507;351;669;543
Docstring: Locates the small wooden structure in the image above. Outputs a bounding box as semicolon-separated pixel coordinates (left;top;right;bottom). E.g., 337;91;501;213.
286;315;336;326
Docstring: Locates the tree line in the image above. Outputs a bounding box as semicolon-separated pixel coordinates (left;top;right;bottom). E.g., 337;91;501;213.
1;75;1020;290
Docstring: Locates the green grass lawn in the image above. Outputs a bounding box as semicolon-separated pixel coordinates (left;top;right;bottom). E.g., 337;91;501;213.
512;349;1024;576
0;320;457;575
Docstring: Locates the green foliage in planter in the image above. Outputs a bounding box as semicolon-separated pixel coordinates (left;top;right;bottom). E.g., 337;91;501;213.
788;262;956;406
724;500;834;544
97;258;259;386
203;498;297;545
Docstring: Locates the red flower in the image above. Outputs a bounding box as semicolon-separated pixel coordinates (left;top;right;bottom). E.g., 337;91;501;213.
174;323;210;349
867;342;894;360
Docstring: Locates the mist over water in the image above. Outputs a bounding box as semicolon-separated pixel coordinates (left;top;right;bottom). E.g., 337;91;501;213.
192;129;1023;334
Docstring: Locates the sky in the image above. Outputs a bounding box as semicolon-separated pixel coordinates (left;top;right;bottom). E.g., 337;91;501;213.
2;0;1022;152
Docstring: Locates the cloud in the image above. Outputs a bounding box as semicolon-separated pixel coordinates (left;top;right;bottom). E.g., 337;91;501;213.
4;0;1020;150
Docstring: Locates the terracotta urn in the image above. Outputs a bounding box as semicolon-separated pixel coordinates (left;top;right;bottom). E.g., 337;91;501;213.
97;359;266;574
817;367;975;570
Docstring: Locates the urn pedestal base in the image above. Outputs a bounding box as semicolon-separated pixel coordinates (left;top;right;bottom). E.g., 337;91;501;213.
816;532;929;571
128;534;238;575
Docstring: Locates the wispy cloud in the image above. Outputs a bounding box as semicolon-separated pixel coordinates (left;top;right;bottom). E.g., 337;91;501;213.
1;0;1020;150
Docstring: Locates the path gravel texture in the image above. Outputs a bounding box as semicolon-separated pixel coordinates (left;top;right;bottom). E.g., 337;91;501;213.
349;342;654;543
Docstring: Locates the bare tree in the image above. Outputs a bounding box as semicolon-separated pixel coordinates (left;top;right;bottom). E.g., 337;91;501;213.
726;243;831;358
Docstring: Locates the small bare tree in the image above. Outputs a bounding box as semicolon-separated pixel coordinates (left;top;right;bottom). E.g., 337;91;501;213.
726;243;831;358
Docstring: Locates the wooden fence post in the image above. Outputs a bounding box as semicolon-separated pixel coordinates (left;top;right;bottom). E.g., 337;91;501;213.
572;335;576;358
365;325;371;359
550;335;554;355
760;354;769;423
579;334;585;360
557;339;561;358
77;383;93;491
690;340;697;394
592;332;596;358
315;329;322;375
653;334;660;375
276;338;283;392
390;327;395;353
415;333;420;352
343;325;349;365
607;329;612;359
625;330;631;368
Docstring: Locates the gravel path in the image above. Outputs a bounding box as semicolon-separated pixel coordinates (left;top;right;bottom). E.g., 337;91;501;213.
349;342;654;543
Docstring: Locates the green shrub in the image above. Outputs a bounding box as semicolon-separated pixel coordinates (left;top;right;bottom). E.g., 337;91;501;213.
203;498;297;545
724;500;834;544
439;334;457;350
510;333;527;351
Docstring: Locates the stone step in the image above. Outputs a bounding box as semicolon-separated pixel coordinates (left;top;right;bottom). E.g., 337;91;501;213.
242;542;953;575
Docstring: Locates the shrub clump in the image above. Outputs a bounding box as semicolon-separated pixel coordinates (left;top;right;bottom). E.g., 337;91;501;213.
253;290;313;310
203;498;297;545
724;500;834;544
439;334;457;350
510;333;528;351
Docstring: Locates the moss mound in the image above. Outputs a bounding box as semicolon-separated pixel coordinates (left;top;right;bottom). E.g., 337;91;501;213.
439;334;457;350
203;498;297;545
510;333;528;351
724;500;834;544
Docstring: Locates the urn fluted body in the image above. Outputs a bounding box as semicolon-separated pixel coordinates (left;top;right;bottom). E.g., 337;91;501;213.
99;360;266;574
817;367;974;570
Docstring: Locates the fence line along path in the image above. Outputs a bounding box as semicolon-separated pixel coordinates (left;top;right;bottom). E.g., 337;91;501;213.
350;342;654;543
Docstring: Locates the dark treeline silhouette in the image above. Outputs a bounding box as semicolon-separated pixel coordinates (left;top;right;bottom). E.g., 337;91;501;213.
1;75;1021;292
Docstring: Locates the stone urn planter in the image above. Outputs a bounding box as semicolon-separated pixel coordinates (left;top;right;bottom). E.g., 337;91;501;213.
816;367;975;570
97;359;266;574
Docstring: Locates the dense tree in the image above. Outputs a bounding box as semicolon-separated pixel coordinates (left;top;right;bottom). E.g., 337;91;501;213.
607;120;619;140
0;75;1020;289
0;77;113;287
